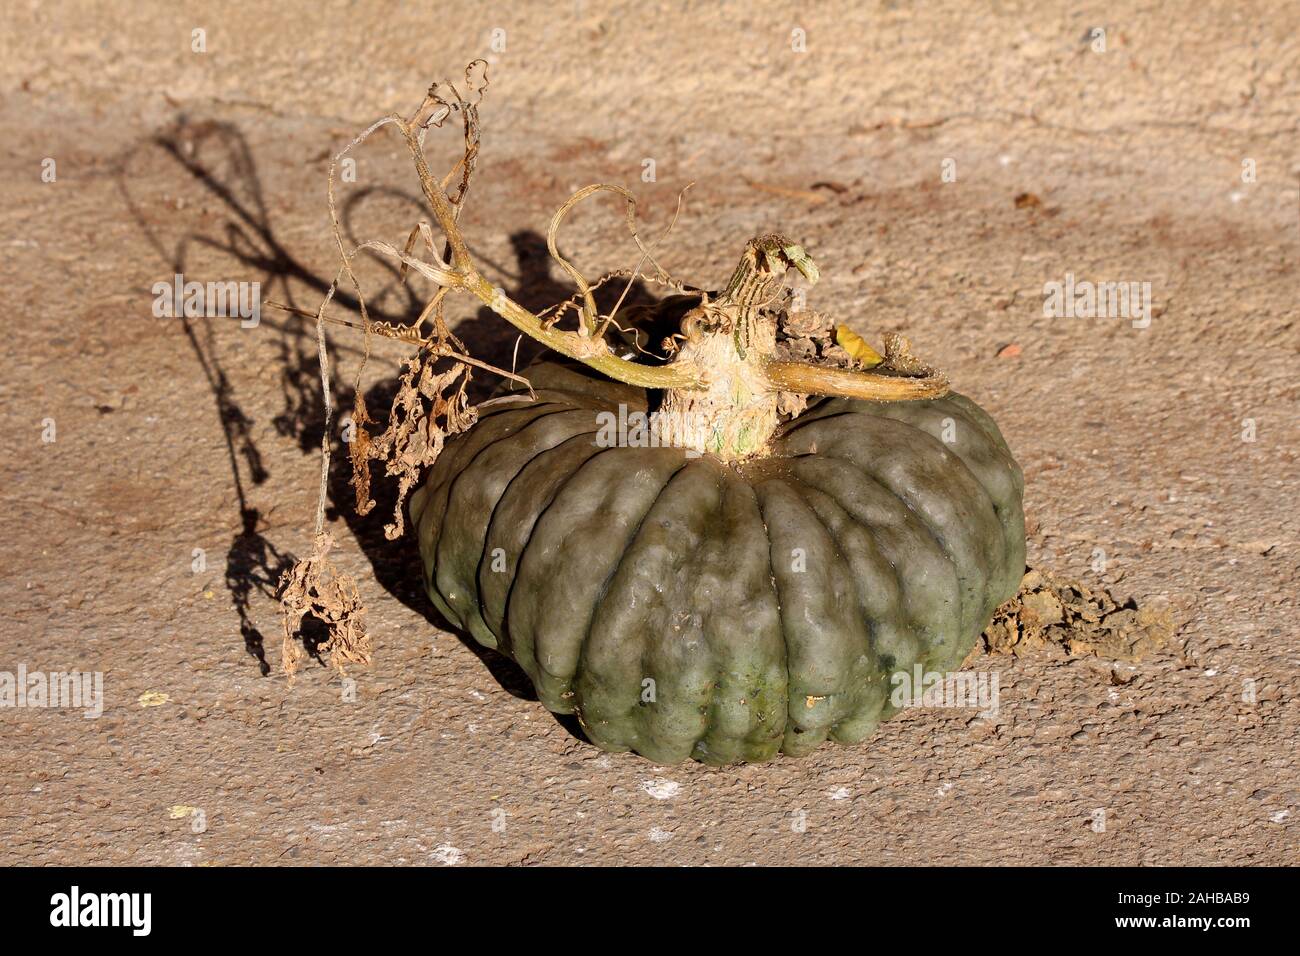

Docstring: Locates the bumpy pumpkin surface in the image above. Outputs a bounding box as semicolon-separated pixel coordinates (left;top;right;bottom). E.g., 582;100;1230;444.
411;361;1025;764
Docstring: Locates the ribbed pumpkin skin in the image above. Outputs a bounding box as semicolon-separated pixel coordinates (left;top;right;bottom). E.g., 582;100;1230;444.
411;362;1025;764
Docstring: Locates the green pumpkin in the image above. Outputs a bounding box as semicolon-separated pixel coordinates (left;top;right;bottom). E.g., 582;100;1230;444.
410;360;1025;765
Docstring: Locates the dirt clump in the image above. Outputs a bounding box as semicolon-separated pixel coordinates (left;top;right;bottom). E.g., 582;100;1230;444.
980;568;1179;662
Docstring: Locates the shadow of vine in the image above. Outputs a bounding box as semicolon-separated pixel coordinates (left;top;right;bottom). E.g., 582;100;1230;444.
115;113;666;728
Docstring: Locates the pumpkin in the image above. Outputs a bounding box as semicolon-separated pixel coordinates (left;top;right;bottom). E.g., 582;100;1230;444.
411;334;1024;764
284;71;1023;763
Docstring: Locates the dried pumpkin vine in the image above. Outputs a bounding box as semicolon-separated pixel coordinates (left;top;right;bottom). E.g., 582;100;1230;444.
275;61;948;676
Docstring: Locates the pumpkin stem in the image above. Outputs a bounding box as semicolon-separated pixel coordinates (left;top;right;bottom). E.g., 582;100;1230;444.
760;355;950;402
389;74;947;454
648;237;949;459
649;235;805;458
395;102;949;408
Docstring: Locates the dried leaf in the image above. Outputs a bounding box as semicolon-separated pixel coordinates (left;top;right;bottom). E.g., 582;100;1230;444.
784;310;833;338
349;345;479;540
278;532;370;678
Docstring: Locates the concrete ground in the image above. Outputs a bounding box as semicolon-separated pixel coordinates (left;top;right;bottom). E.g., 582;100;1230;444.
0;1;1295;865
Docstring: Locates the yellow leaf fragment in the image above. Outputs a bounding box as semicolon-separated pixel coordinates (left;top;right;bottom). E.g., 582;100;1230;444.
137;691;170;708
835;326;884;367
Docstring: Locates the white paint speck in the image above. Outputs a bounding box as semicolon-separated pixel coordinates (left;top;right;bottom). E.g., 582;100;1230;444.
828;786;851;801
640;779;681;800
1269;810;1290;824
432;844;464;865
648;827;673;843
